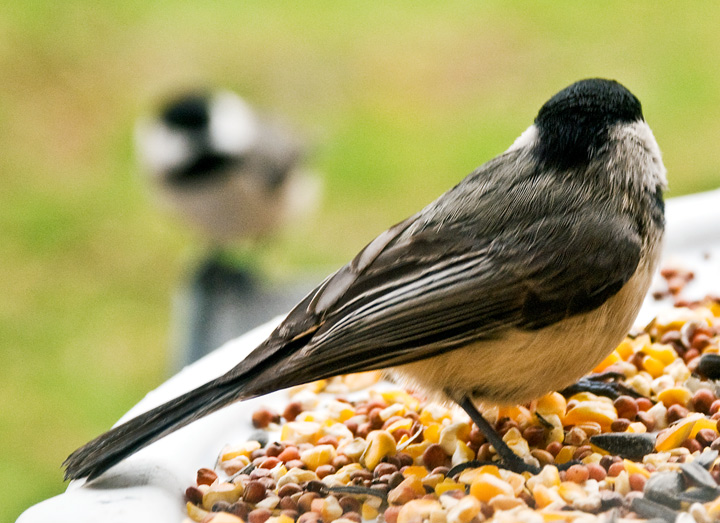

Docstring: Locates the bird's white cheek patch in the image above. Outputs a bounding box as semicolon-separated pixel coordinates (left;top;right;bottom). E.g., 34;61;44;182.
209;92;259;155
506;124;538;153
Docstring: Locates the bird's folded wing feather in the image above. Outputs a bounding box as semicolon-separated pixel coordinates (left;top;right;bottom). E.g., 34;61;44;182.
242;198;642;391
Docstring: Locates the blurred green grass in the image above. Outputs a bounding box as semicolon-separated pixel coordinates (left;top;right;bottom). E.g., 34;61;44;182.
2;1;720;520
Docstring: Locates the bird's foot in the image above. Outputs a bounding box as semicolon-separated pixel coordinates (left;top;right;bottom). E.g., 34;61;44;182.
457;396;541;475
561;371;643;400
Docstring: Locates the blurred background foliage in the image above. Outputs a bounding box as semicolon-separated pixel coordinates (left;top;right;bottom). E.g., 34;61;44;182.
3;1;720;520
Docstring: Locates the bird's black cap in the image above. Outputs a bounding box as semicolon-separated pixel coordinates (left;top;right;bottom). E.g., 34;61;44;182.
161;93;211;130
533;79;644;171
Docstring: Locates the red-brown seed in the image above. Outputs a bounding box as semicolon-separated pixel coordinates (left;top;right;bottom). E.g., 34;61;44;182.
565;464;589;484
281;510;299;521
374;462;399;478
667;404;689;424
697;429;718;448
522;425;545;447
629;473;647;491
317;435;339;448
278;446;301;463
343;512;362;523
693;389;716;414
278;483;302;498
196;467;218;486
369;408;384;429
469;425;486;446
297;492;319;513
684;348;700;364
384;505;401;523
283;402;303;422
280;497;299;513
230;502;251;520
710;400;720;416
252;407;279;429
297;512;322;523
692;333;712;351
422;444;447;470
260;457;281;469
613;396;639;421
682;438;703;454
243;480;267;504
607;462;626;477
332;454;352;469
265;441;285;457
396;453;414;468
573;445;593;461
637;411;656;431
316;464;336;479
185;486;203;504
611;418;631;432
545;441;563;457
339;496;361;514
636;398;653;412
586;463;606;481
248;508;272;523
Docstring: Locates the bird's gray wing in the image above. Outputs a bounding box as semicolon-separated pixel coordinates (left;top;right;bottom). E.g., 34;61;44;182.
242;202;642;392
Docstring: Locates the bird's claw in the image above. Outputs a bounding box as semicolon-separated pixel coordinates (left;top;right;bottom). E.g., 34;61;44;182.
561;372;643;400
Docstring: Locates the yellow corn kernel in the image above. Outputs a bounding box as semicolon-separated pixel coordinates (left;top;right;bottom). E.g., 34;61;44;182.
434;477;465;496
469;473;514;502
381;390;420;411
459;464;502;485
186;503;209;523
396;499;443;523
326;400;356;422
643;355;666;378
554;445;576;465
439;422;471;455
301;444;336;470
563;402;617;430
536;392;567;419
690;417;719;438
627;422;647;433
362;500;380;520
398;475;426;497
708;495;720;520
280;421;321;444
532;484;564;509
276;515;295;523
423;423;442;443
386;417;413;434
420;404;451;425
593;350;620;373
657;387;692;408
645;343;678;365
446;495;482;523
623;460;650;478
202;482;244;510
452;440;475;467
557;481;587;503
361;430;397;470
655;415;703;451
321;495;343;522
526;465;560;491
277;468;318;488
568;392;600;403
615;340;634;360
380;403;406;421
220;441;261;461
403;440;431;459
403;465;429;479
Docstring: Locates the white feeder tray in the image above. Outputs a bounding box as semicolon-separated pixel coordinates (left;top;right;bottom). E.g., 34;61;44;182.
17;189;720;523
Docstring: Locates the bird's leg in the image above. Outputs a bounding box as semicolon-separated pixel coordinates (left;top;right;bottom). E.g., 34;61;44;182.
561;371;643;400
457;397;541;475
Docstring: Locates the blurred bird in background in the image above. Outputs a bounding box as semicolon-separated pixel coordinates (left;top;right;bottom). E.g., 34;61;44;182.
135;90;322;366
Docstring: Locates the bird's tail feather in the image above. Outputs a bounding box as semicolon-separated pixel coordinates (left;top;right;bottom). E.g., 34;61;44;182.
63;373;252;481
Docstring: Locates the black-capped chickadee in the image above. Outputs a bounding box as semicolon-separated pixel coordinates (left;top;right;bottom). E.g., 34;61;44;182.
66;78;666;479
135;90;320;245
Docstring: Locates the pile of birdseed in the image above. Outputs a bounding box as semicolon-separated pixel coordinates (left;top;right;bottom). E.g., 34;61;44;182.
183;298;720;523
